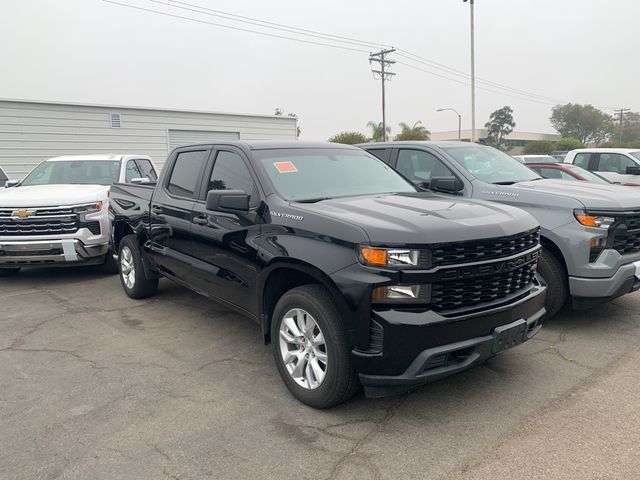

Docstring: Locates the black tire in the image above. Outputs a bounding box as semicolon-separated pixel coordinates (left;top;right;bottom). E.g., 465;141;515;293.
0;267;20;277
271;284;359;409
118;235;158;299
101;248;120;274
537;247;568;319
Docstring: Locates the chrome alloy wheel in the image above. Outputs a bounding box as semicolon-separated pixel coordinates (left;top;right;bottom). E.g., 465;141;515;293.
278;308;328;389
120;246;136;289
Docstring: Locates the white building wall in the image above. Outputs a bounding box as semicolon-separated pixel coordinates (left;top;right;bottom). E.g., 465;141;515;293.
0;100;298;178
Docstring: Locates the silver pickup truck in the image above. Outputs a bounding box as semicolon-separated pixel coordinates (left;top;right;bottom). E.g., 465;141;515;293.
360;141;640;317
0;154;157;276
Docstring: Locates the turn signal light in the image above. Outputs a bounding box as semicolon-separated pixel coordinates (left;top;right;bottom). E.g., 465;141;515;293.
360;247;388;266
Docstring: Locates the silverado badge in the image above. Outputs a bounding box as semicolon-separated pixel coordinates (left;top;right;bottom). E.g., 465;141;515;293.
11;209;36;219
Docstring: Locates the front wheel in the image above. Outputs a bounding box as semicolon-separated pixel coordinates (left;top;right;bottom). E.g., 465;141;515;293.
271;284;359;408
118;235;158;299
537;247;568;319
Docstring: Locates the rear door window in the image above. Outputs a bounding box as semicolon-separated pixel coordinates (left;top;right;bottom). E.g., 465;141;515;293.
135;159;158;181
572;153;591;169
167;150;208;197
125;160;143;183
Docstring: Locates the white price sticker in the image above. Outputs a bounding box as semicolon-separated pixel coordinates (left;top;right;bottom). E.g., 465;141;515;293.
634;260;640;279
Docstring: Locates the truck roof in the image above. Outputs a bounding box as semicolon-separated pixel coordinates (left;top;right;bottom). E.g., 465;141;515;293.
46;154;152;162
567;148;640;154
172;141;359;151
357;140;474;149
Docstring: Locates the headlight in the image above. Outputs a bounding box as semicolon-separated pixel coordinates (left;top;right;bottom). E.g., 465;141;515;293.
372;284;430;304
574;210;615;229
359;246;421;267
72;201;103;214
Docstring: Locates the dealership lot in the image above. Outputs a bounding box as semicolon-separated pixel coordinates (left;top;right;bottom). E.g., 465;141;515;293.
2;268;640;480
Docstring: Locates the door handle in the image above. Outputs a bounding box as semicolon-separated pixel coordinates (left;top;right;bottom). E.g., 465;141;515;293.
151;205;163;214
193;216;208;225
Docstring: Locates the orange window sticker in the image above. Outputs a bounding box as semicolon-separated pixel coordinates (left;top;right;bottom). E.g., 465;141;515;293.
274;161;298;173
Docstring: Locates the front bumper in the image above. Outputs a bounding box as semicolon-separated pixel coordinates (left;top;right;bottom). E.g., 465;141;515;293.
569;259;640;307
0;239;109;266
354;284;546;397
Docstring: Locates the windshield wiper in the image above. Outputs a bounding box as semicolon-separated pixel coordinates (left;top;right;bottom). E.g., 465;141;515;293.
295;197;332;203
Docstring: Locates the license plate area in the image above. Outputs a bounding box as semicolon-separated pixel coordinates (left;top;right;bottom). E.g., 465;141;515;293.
492;319;527;354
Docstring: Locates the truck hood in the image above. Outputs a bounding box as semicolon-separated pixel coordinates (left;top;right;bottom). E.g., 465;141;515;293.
504;179;640;210
0;184;109;208
296;193;538;244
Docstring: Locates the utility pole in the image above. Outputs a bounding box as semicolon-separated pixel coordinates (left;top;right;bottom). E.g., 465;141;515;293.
614;108;631;143
369;48;396;142
463;0;476;142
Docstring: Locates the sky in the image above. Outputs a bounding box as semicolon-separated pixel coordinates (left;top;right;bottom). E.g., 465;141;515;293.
1;0;638;140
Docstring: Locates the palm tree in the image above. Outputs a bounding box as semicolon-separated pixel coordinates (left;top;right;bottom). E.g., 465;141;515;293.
367;121;392;142
394;121;430;141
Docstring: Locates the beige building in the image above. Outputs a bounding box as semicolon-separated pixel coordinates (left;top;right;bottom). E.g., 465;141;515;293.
430;129;560;153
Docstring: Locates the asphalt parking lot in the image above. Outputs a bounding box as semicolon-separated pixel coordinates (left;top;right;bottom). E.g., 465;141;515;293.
2;268;640;480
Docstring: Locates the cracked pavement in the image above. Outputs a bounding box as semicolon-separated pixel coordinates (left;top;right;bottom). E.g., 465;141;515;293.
1;267;640;479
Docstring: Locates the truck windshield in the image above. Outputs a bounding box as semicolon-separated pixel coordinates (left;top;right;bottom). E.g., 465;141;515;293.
21;160;121;186
256;149;416;201
442;145;541;184
567;165;611;184
631;151;640;161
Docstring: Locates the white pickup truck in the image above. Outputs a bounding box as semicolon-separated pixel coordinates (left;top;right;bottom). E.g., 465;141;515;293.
565;148;640;186
0;154;158;276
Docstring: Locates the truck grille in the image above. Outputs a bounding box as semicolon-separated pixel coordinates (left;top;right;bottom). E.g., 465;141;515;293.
0;207;79;236
425;228;540;268
612;214;640;256
430;261;538;312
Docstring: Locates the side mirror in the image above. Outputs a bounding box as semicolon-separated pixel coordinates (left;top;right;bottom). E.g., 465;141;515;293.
206;189;250;213
430;176;464;194
625;166;640;175
5;180;20;188
130;177;152;184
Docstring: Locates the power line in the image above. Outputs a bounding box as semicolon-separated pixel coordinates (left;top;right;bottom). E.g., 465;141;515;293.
162;0;391;50
101;0;370;53
102;0;614;110
397;60;558;106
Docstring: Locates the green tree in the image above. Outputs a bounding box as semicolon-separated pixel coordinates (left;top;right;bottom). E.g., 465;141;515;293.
485;106;515;150
554;137;585;151
550;103;612;145
522;140;555;155
393;121;430;141
328;131;368;145
367;121;391;142
618;112;640;144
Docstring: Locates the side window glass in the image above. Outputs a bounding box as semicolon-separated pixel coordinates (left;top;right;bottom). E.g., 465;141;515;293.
125;160;142;183
598;153;635;173
208;151;258;207
367;149;390;163
167;150;207;197
135;159;158;181
396;149;454;182
539;167;563;179
573;153;591;169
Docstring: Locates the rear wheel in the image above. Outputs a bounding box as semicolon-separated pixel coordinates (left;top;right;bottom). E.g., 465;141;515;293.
537;247;568;319
0;267;20;277
118;235;158;299
271;284;359;408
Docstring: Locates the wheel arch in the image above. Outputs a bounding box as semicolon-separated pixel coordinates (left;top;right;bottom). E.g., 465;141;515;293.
259;261;353;345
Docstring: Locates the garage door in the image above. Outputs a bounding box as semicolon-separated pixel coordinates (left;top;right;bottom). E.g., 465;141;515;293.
168;129;240;151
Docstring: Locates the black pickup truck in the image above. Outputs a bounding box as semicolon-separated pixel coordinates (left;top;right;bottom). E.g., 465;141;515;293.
110;141;546;408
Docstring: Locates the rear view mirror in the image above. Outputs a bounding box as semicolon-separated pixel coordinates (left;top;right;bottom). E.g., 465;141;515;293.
5;180;20;188
430;176;464;194
206;189;250;213
625;166;640;175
